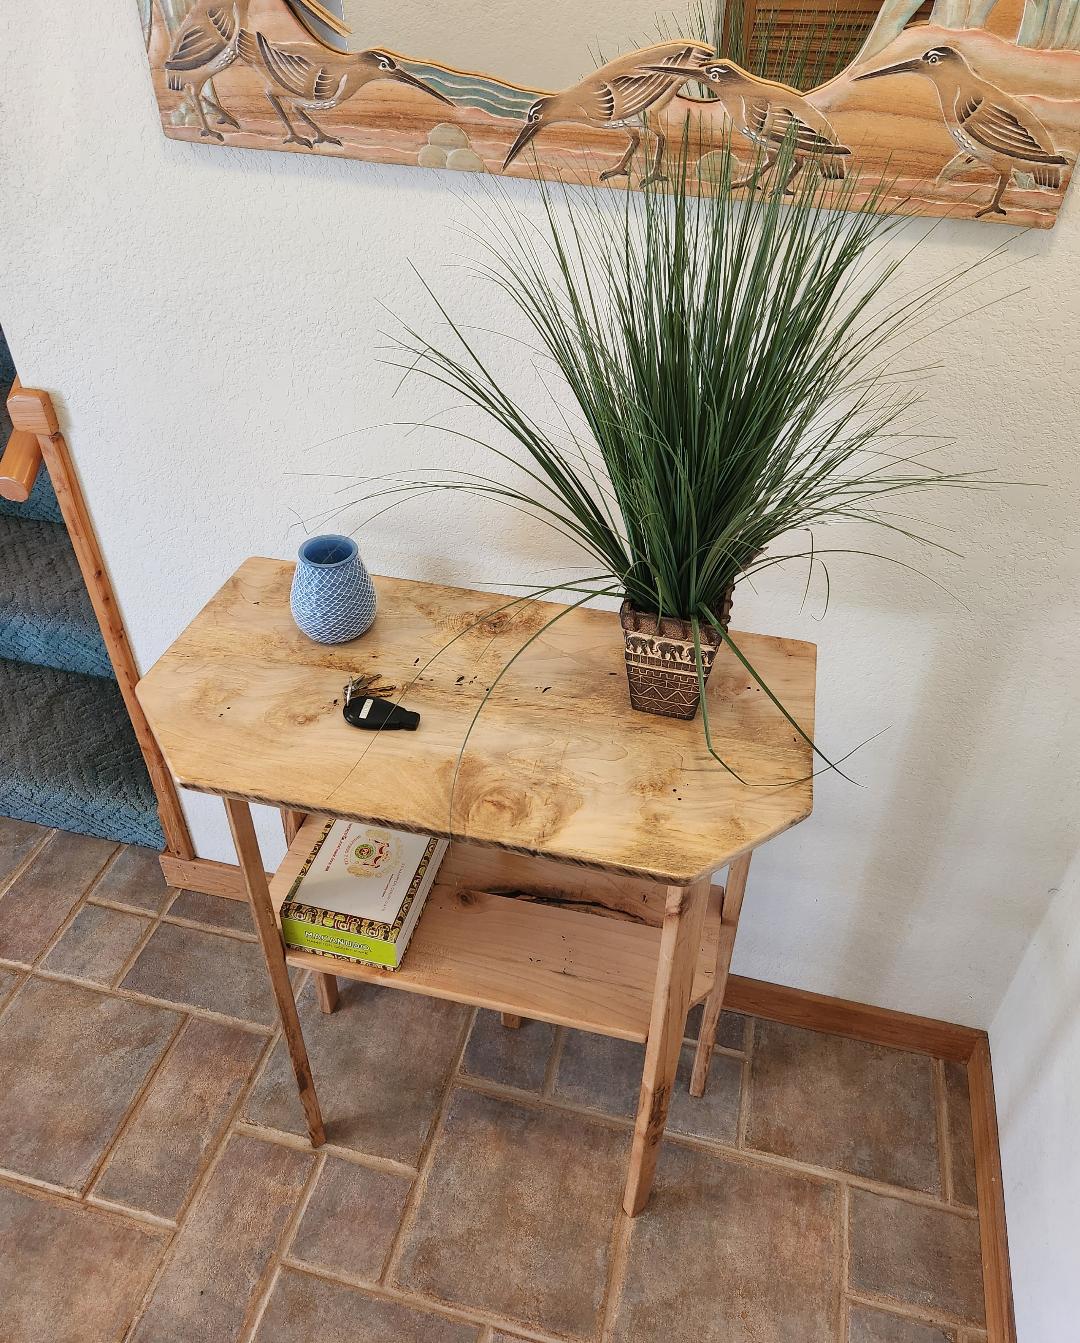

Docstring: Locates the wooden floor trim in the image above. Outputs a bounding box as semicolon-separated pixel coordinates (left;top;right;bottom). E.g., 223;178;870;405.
6;380;195;861
968;1037;1017;1343
725;974;983;1063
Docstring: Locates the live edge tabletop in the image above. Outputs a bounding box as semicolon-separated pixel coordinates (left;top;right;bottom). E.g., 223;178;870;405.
137;558;815;883
136;558;817;1215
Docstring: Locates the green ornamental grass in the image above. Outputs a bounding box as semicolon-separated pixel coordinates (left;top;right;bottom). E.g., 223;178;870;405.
357;128;1003;781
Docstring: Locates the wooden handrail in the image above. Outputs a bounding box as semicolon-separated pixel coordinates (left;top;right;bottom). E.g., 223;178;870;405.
0;428;43;503
7;376;58;435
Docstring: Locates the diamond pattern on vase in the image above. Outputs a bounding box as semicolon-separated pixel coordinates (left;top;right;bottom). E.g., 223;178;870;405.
290;534;377;645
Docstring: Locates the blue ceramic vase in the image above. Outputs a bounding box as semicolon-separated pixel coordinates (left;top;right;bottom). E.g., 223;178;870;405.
290;535;377;644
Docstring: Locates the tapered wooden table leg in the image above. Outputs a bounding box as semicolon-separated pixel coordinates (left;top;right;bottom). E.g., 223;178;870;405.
226;797;326;1147
501;1014;523;1029
690;850;752;1098
624;877;711;1216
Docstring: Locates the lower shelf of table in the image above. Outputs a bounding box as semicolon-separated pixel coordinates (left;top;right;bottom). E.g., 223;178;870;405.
270;817;722;1044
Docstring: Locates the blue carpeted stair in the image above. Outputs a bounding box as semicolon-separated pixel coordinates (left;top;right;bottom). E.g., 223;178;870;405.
0;324;164;848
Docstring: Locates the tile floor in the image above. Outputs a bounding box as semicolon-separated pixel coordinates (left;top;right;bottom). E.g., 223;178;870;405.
0;818;990;1343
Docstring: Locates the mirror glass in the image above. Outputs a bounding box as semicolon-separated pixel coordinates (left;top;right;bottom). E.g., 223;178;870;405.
339;0;685;88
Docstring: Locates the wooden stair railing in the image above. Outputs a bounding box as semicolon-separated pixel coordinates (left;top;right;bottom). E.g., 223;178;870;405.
0;380;45;503
4;377;195;862
0;428;43;503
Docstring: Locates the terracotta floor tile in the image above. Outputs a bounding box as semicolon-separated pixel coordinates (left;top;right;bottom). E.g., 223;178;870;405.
612;1145;841;1343
848;1189;985;1326
246;980;468;1163
93;1016;267;1220
747;1020;941;1193
91;843;171;913
460;1009;555;1092
849;1303;956;1342
553;1029;742;1144
685;1003;747;1051
122;920;294;1025
0;976;180;1190
0;1180;166;1343
0;816;49;888
553;1030;641;1115
254;1267;479;1342
0;966;21;1008
167;888;255;936
944;1062;978;1207
395;1087;629;1339
0;830;115;964
288;1156;412;1283
130;1132;314;1343
41;903;151;985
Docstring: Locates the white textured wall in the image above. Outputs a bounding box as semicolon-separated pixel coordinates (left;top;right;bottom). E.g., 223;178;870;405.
991;857;1080;1342
2;1;1079;1027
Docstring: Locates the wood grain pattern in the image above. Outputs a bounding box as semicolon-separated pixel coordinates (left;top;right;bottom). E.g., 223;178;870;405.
968;1037;1017;1343
0;430;43;504
314;971;339;1014
724;974;984;1060
136;558;816;884
6;382;195;862
690;848;753;1096
159;852;268;900
5;377;58;436
624;877;712;1214
268;815;724;1041
139;0;1080;227
224;797;326;1145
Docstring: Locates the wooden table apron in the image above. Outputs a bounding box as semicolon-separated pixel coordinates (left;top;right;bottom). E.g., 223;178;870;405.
136;559;816;1216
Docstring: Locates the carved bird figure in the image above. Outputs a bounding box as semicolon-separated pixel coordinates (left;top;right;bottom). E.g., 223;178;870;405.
502;41;715;186
651;59;850;190
239;29;451;148
164;1;250;140
856;45;1067;218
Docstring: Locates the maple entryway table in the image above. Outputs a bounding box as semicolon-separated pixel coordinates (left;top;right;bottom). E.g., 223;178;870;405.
136;558;816;1215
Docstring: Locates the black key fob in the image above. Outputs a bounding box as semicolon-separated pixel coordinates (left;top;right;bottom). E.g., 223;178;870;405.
343;695;420;731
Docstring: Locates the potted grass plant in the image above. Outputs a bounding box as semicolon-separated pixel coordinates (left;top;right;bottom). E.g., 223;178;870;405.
359;131;995;776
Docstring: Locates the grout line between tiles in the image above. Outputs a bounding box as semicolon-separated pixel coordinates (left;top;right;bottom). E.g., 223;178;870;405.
83;1192;177;1231
935;1056;956;1205
0;826;57;901
280;1259;571;1343
108;892;177;991
163;1032;281;1228
737;1017;755;1148
0;968;28;1024
239;1149;326;1343
26;967;277;1036
453;1070;980;1215
80;1011;191;1200
541;1024;566;1097
25;862;114;975
160;912;258;943
233;1121;421;1180
380;1007;476;1289
121;1095;257;1342
0;1165;170;1237
839;1182;851;1341
598;1205;633;1343
79;844;126;899
846;1287;983;1335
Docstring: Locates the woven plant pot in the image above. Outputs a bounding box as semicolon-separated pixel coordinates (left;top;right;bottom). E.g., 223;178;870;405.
619;587;734;720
